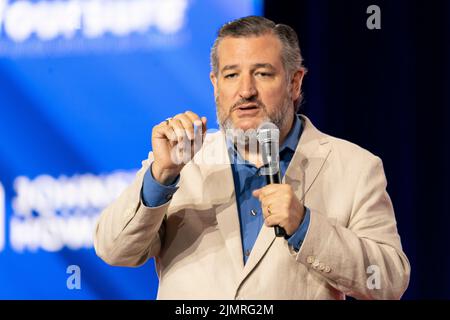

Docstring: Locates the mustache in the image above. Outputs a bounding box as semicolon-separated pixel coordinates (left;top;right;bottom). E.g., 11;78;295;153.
231;97;266;112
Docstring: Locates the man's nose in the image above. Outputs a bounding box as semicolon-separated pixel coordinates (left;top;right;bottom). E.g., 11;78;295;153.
239;75;257;99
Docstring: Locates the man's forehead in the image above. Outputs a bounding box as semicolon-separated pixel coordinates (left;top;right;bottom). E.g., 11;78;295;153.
218;33;282;52
217;34;283;69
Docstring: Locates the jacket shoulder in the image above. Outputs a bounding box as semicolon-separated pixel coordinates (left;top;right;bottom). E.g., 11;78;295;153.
301;115;381;165
327;135;381;165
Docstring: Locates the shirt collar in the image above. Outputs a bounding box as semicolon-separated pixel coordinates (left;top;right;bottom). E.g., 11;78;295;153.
280;114;302;154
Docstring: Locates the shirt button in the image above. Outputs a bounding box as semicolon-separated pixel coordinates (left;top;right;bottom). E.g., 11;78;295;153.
250;209;257;216
245;250;250;257
165;193;173;201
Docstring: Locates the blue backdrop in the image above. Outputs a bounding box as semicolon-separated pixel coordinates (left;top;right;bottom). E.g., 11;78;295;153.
0;0;262;299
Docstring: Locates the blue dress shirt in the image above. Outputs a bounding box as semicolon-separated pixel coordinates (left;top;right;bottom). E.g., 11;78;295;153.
141;116;311;264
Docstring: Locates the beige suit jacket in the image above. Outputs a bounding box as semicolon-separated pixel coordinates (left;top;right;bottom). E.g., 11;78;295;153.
94;115;410;300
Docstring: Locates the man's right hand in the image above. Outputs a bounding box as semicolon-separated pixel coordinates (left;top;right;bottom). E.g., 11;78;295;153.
151;111;207;185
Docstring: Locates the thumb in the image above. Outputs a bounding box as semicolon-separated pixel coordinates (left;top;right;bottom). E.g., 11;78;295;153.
252;188;261;198
201;116;207;129
201;116;208;138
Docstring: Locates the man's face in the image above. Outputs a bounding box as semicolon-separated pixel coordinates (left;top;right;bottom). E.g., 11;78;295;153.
211;33;303;135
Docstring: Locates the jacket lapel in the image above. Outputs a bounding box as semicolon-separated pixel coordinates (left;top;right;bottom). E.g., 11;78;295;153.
198;132;245;274
286;115;332;202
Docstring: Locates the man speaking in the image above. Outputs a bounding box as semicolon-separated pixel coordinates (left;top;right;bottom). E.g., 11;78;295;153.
94;16;410;299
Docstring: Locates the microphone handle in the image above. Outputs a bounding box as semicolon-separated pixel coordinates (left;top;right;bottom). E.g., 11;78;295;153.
266;172;287;237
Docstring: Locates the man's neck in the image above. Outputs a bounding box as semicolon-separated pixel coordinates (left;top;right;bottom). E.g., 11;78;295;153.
278;112;295;149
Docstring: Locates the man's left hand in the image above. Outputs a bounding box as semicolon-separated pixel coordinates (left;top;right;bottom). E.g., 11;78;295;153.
253;184;305;236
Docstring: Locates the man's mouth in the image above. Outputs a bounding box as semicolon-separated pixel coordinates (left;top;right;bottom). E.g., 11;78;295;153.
235;104;259;111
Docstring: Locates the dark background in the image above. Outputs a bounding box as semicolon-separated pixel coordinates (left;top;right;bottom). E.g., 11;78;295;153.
265;0;450;299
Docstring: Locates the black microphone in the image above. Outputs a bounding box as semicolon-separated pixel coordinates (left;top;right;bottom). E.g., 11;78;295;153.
257;122;286;237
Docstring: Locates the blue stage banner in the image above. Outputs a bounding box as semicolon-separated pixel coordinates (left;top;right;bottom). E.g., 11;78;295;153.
0;0;262;299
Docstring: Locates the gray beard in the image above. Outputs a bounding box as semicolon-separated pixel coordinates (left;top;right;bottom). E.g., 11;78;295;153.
215;90;294;146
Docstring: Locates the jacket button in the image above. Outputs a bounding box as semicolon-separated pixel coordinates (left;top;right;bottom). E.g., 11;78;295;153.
306;256;315;264
324;266;331;273
319;263;325;271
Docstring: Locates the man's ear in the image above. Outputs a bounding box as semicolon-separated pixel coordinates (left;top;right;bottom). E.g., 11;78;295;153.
291;68;306;101
210;72;218;97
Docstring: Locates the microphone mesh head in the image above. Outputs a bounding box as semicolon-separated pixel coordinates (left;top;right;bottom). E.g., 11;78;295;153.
257;122;280;143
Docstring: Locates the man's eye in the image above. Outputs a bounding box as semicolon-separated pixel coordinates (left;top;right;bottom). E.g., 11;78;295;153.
224;73;238;79
256;72;273;77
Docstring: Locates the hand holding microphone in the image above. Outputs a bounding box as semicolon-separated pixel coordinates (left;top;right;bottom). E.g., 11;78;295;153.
253;122;305;237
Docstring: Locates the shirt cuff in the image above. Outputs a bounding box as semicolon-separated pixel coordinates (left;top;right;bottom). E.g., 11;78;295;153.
141;163;180;207
286;207;311;252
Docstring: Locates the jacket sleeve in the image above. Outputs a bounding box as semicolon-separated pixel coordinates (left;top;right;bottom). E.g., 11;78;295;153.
296;156;411;299
93;157;170;267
